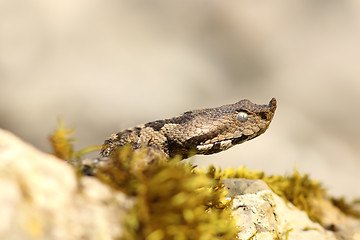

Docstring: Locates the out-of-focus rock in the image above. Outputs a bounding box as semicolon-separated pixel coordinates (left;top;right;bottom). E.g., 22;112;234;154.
0;129;131;240
223;179;360;240
1;128;359;240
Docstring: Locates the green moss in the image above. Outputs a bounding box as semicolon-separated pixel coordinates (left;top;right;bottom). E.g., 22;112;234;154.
49;120;75;161
48;121;360;240
96;147;238;240
199;165;326;223
284;228;293;240
331;197;360;219
49;120;102;163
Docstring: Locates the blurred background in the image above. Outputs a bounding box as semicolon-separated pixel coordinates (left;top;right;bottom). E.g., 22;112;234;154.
1;0;360;198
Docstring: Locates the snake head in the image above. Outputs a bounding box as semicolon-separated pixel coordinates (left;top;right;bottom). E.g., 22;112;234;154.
172;98;277;156
101;98;277;159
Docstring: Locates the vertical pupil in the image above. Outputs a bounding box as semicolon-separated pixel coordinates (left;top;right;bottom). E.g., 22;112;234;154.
237;112;248;122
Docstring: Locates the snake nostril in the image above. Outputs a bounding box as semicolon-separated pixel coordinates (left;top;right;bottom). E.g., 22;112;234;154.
259;112;268;120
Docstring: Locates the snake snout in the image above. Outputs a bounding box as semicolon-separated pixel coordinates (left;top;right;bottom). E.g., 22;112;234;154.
269;98;277;112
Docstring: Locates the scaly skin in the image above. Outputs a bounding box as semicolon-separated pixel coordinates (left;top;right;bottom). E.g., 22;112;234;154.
101;98;277;159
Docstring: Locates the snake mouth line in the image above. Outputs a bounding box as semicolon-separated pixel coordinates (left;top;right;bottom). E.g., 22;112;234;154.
196;134;253;154
101;98;277;160
194;98;276;155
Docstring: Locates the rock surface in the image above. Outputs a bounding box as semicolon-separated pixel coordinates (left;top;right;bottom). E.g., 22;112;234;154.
1;128;359;240
0;129;131;240
223;179;360;240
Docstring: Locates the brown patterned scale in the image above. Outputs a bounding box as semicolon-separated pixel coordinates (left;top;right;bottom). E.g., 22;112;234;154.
101;98;277;160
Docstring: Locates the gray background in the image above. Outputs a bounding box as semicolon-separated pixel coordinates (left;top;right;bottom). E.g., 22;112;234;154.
1;0;360;198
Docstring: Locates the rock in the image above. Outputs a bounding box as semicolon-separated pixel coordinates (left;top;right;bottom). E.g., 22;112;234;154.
222;178;271;196
1;128;359;240
0;129;132;240
223;179;360;240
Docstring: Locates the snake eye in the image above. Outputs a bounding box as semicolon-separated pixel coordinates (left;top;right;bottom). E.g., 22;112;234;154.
237;111;248;122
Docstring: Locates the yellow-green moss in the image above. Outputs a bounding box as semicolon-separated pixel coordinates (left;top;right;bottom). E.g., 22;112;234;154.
96;147;238;240
49;120;75;161
49;120;101;163
331;197;360;219
200;165;326;222
49;121;360;240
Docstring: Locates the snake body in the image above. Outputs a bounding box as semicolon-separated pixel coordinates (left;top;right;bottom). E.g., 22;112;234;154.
101;98;277;160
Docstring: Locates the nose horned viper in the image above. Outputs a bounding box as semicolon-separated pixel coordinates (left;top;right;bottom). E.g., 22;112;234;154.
100;98;277;160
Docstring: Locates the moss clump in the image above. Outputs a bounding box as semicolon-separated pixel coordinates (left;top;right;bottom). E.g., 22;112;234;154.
331;197;360;219
49;120;101;164
49;123;238;239
201;165;326;223
49;121;360;239
49;120;75;161
96;147;238;240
